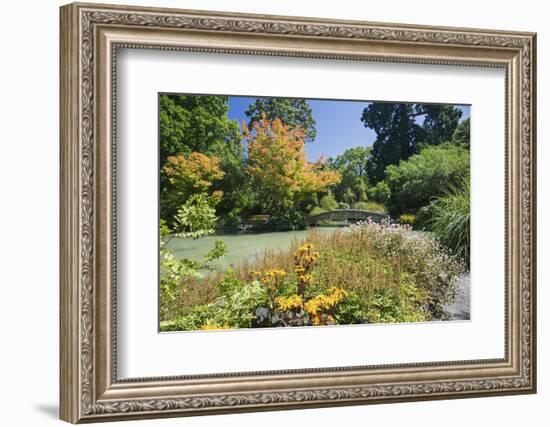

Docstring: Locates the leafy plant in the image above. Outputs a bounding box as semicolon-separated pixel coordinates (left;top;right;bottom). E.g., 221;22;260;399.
173;193;218;239
159;195;227;321
333;291;367;324
428;178;470;265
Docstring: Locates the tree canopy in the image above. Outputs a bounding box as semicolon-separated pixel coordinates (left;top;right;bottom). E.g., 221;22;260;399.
244;117;340;228
159;94;242;190
245;97;317;142
384;143;470;216
361;103;462;183
159;94;245;224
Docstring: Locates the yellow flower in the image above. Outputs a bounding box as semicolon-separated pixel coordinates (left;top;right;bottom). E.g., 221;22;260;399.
275;294;303;311
299;274;312;285
298;243;314;253
294;265;305;274
328;286;348;302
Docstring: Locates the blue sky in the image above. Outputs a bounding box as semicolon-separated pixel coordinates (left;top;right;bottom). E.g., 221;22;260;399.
227;96;470;162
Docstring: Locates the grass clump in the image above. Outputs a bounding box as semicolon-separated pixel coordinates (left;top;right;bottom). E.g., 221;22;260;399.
428;179;470;265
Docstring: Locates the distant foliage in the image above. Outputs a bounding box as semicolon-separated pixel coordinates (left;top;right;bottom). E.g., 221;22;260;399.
319;191;339;211
384;144;470;216
354;201;387;214
367;181;391;204
164;152;225;195
327;147;371;205
452;117;471;149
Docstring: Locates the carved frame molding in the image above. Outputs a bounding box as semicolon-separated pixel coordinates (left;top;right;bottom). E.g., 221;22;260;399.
60;2;536;423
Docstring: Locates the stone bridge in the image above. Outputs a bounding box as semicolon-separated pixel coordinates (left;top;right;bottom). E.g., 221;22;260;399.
306;209;390;226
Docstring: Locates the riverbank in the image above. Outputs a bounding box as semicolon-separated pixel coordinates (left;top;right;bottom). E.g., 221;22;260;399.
165;226;343;272
162;222;469;329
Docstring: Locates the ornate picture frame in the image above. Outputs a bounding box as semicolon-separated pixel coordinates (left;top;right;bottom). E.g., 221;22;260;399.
60;2;536;423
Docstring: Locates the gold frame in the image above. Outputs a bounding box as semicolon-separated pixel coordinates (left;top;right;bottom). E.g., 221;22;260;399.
60;2;537;423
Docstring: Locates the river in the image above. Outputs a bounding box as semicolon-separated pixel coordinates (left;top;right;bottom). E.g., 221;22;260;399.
165;226;341;272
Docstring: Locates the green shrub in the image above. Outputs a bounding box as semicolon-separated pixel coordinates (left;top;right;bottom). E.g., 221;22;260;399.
333;291;367;324
309;206;327;216
385;144;470;216
428;178;470;265
319;191;339;211
354;201;387;214
367;181;391;204
366;281;429;324
160;279;268;331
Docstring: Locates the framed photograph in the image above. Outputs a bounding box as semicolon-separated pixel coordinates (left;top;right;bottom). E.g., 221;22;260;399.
60;2;537;423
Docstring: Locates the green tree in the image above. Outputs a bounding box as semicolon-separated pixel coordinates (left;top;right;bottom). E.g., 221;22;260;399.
361;103;462;183
419;105;463;148
327;146;371;205
159;94;241;187
159;94;247;224
245;97;317;142
384;143;470;216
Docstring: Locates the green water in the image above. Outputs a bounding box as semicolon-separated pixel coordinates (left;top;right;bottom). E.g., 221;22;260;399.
165;226;343;272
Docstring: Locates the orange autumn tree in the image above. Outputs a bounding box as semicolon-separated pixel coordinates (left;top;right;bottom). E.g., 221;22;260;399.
244;117;341;227
161;152;225;225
